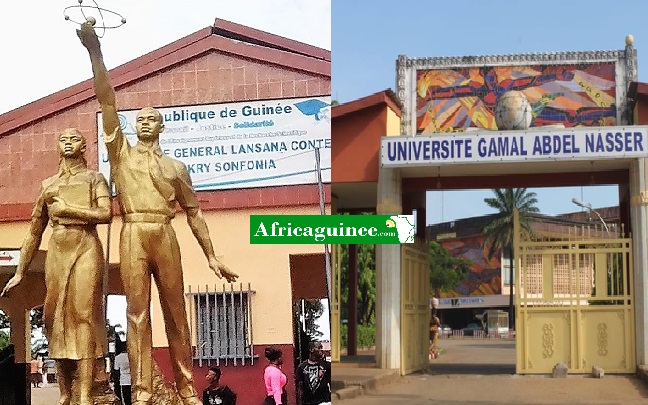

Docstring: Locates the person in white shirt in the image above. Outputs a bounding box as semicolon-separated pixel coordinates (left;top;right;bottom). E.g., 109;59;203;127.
113;340;132;405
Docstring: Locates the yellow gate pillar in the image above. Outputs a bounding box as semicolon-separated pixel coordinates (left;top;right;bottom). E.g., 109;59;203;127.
630;157;648;365
376;167;402;370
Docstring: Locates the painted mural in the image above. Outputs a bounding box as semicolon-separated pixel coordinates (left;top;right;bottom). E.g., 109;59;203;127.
439;236;501;297
416;63;617;133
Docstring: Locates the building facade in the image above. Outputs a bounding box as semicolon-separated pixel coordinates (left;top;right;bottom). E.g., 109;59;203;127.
427;208;621;329
0;19;330;404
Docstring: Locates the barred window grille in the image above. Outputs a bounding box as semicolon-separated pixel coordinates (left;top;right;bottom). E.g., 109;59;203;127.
523;254;543;295
187;283;255;367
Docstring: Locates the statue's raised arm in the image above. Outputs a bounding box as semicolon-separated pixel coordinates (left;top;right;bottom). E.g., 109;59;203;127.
77;23;123;156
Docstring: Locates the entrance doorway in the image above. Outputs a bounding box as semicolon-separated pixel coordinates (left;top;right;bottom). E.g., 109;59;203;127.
426;184;630;375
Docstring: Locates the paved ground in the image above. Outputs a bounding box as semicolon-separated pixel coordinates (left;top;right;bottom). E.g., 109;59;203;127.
335;338;648;405
30;384;61;405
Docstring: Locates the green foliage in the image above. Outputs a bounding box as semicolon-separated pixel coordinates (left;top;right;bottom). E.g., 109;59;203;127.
482;188;539;260
339;323;376;349
429;242;472;297
357;323;376;348
357;245;376;324
106;321;126;344
0;330;9;350
482;188;539;329
339;243;376;325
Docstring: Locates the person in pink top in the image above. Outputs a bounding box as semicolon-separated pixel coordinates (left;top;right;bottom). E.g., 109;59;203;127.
263;347;288;405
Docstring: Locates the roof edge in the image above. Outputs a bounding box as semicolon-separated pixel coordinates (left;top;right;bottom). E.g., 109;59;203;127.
400;49;627;69
213;19;330;61
0;26;214;134
332;89;403;119
0;22;331;136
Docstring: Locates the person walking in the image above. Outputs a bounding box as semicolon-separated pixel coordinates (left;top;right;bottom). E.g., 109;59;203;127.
429;311;441;359
114;340;132;405
30;356;41;388
263;348;287;405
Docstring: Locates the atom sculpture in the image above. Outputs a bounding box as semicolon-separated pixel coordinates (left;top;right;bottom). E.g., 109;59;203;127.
63;0;126;37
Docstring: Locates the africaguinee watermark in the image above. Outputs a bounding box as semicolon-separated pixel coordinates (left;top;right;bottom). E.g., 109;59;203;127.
250;215;415;244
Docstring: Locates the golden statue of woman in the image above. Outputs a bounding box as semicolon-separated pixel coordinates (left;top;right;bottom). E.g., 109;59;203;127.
1;128;112;405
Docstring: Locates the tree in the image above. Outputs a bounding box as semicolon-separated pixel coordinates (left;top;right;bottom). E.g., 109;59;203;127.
357;244;376;325
303;300;325;339
0;330;9;350
483;188;539;330
338;244;376;325
429;241;472;297
106;321;126;345
0;308;47;354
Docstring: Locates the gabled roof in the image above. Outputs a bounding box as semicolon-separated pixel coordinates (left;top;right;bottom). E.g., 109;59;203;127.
332;89;402;119
0;19;330;136
212;19;330;62
627;81;648;99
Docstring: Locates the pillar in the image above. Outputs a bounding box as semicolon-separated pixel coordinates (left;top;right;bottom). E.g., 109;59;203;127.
3;307;30;405
347;244;358;356
7;308;31;364
375;167;402;369
629;157;648;365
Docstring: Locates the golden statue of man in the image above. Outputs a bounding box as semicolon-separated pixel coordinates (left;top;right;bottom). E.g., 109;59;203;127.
77;23;238;405
1;129;111;405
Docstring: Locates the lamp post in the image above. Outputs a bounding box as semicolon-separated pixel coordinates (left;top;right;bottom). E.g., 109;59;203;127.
571;197;609;234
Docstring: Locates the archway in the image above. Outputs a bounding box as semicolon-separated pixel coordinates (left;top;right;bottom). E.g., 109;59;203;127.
367;44;648;375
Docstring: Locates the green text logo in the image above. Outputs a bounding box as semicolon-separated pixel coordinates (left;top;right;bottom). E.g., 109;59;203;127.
250;215;415;244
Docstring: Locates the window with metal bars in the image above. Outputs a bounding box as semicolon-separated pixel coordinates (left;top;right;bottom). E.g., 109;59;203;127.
188;284;255;366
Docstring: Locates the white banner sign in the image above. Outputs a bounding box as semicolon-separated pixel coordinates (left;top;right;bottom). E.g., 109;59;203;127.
439;297;485;307
381;127;648;167
0;250;20;267
435;295;508;309
97;97;331;190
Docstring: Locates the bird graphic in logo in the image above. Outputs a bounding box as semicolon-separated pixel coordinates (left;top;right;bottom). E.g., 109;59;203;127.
117;113;137;134
293;99;330;121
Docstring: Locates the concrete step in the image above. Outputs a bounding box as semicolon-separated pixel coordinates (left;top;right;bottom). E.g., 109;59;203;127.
331;367;400;401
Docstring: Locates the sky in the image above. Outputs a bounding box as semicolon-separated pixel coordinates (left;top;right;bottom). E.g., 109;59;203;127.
332;0;646;225
0;0;330;115
0;0;330;333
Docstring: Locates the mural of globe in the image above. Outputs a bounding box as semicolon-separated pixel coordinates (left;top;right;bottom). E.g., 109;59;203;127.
494;90;532;130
